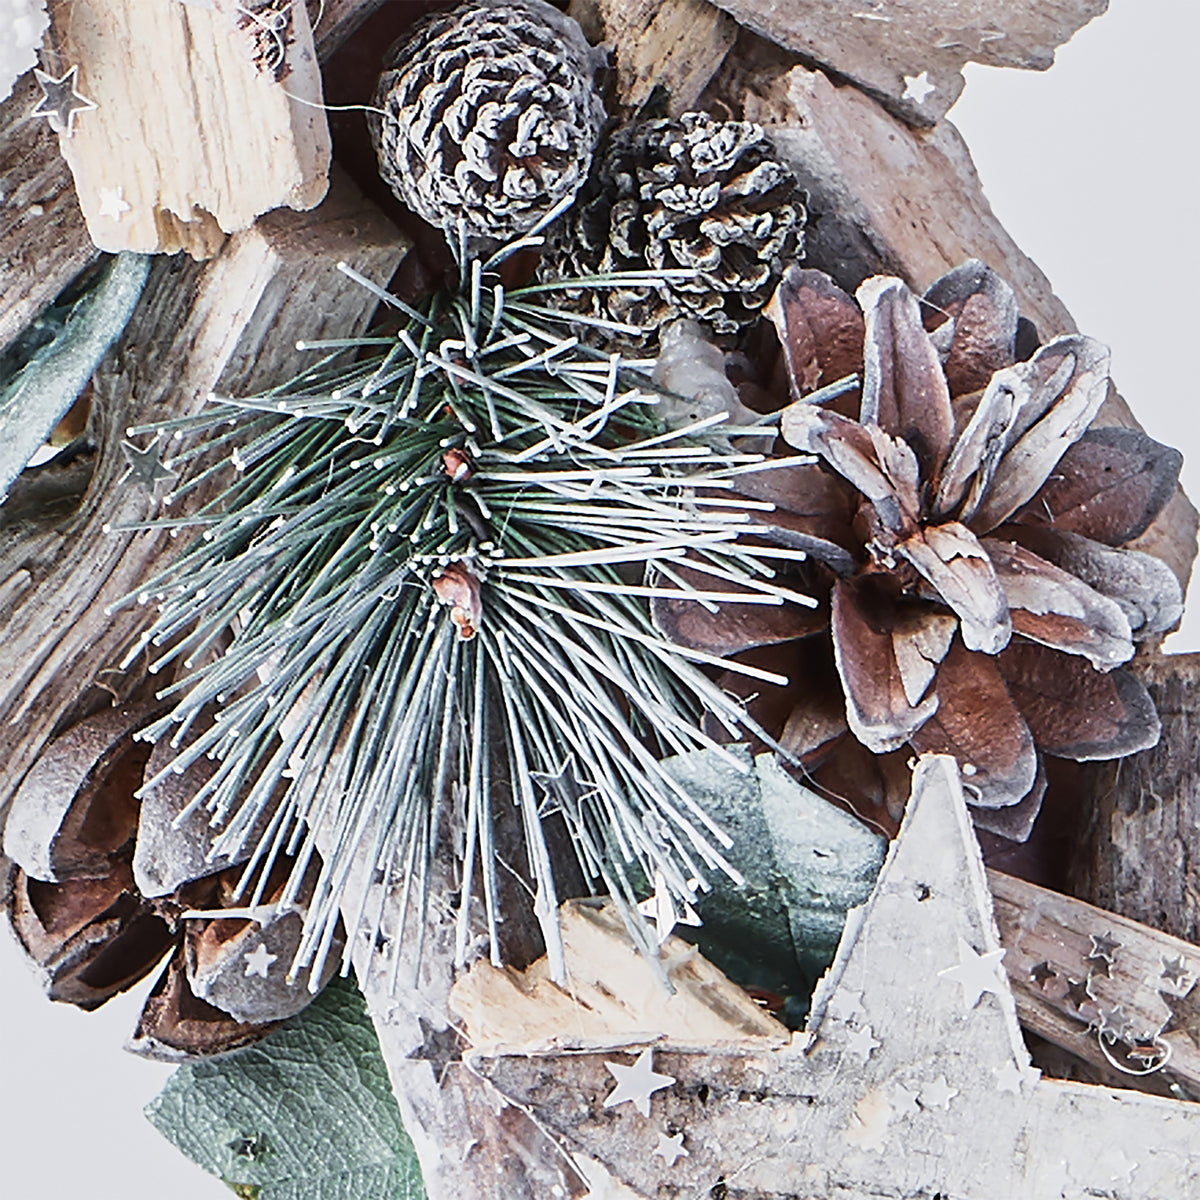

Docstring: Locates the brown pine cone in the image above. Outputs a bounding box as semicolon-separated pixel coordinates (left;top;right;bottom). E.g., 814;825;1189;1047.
543;112;806;339
369;0;605;255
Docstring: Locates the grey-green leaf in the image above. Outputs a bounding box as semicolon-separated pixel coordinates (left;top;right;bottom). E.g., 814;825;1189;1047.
662;747;886;1015
144;977;425;1200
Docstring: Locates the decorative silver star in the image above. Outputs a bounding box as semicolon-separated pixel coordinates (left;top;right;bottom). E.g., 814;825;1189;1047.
994;1060;1026;1095
843;1023;880;1064
1089;931;1122;963
97;186;131;221
121;435;177;490
243;943;277;979
602;1048;675;1118
1162;955;1190;988
637;869;701;945
31;66;97;137
938;937;1006;1010
918;1074;958;1111
901;70;936;104
652;1131;688;1168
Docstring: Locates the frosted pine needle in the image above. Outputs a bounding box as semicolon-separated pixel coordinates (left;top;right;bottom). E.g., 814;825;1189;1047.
114;257;814;988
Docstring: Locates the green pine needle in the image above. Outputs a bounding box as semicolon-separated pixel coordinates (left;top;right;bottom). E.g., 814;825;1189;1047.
113;256;814;988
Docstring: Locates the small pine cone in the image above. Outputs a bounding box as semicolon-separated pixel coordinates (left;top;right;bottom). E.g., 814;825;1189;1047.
543;112;805;338
370;0;605;254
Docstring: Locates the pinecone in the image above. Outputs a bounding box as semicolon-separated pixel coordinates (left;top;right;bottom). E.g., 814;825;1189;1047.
369;0;605;254
543;112;806;338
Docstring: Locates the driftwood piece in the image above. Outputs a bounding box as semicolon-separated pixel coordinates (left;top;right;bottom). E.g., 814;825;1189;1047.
476;757;1200;1199
0;168;409;826
1069;653;1200;944
568;0;739;115
991;868;1200;1095
0;72;98;356
43;0;331;258
704;0;1108;126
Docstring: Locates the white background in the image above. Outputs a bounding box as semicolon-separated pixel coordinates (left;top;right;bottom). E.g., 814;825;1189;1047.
2;3;1198;1197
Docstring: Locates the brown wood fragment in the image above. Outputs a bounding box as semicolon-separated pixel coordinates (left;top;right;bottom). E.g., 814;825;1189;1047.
0;72;98;356
991;868;1200;1094
43;0;331;258
569;0;738;114
0;169;409;828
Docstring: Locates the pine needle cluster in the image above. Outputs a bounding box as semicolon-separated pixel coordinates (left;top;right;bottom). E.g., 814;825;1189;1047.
115;241;814;987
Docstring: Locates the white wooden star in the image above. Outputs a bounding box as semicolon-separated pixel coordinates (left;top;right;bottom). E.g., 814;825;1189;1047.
994;1060;1026;1095
938;937;1006;1010
243;943;277;979
31;66;96;137
601;1047;675;1118
652;1131;688;1167
477;757;1200;1199
901;70;937;104
97;186;131;222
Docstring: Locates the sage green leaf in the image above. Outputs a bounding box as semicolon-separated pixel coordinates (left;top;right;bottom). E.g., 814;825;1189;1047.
144;977;425;1200
662;747;886;1020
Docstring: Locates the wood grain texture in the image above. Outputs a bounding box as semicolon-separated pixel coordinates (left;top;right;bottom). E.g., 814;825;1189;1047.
0;72;98;356
44;0;331;257
0;168;409;826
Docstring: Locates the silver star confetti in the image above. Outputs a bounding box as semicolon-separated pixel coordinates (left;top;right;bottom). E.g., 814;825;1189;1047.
652;1131;688;1168
121;435;177;490
243;943;277;979
31;66;97;137
637;869;701;945
602;1048;675;1118
901;70;936;103
938;937;1006;1010
918;1074;958;1111
843;1024;880;1064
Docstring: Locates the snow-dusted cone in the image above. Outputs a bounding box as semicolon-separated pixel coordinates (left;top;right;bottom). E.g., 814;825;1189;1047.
369;0;604;253
544;111;805;337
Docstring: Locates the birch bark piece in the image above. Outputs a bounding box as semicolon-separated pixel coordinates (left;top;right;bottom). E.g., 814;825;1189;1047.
703;0;1108;126
475;757;1200;1199
0;169;409;828
43;0;331;257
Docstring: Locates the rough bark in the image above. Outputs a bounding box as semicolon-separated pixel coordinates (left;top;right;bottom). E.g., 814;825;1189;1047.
0;168;409;827
1069;653;1200;943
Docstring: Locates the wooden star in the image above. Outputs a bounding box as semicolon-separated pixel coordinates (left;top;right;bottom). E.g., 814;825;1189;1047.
31;66;97;137
474;757;1200;1199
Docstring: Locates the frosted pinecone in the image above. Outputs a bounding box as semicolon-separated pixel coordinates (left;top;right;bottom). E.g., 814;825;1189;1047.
369;0;605;256
543;112;805;338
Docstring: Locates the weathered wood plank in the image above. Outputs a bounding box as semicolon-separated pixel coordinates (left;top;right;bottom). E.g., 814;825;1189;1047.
991;868;1200;1094
0;168;409;823
0;72;98;356
43;0;331;257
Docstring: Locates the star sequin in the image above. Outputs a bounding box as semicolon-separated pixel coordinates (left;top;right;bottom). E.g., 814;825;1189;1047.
97;186;131;221
243;943;277;978
31;66;97;137
938;937;1006;1010
1088;931;1121;963
1162;955;1190;988
843;1024;881;1064
918;1075;958;1111
901;71;936;104
602;1048;675;1118
121;436;177;489
637;870;701;945
652;1131;688;1167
